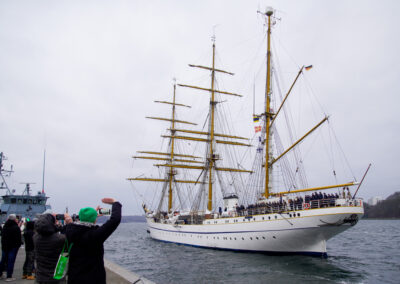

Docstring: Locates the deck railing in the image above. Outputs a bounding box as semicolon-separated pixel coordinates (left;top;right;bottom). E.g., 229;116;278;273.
152;198;363;224
235;198;363;217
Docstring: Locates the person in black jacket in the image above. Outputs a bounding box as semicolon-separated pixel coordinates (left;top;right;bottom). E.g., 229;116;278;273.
22;220;35;280
33;213;72;284
65;198;122;284
0;214;22;281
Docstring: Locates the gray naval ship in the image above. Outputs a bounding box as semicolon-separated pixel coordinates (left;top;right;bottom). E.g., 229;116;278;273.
0;152;51;223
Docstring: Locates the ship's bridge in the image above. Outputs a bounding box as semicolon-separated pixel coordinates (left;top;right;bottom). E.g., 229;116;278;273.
1;193;48;206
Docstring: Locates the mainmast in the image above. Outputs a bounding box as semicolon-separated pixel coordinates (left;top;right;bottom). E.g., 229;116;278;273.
207;42;217;211
264;7;273;198
178;39;251;212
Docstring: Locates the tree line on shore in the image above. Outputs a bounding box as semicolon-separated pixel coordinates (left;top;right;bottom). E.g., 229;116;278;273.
363;192;400;219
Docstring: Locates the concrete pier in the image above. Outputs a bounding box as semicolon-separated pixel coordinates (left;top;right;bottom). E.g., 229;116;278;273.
7;248;154;284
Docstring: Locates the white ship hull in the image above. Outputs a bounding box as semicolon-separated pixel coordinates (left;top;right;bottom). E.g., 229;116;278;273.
147;205;363;257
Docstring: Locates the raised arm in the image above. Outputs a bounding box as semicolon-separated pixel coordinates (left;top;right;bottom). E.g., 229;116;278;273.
90;198;122;243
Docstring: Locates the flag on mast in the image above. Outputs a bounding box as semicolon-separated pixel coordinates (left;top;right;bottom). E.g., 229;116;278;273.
253;115;260;122
305;65;313;71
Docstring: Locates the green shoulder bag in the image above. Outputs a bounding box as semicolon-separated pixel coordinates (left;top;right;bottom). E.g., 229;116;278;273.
53;239;73;280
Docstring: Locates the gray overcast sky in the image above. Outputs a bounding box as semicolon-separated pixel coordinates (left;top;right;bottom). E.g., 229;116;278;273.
1;0;399;215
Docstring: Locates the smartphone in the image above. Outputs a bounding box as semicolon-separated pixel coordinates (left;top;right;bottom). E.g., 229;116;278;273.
72;214;79;221
98;208;111;215
56;214;65;220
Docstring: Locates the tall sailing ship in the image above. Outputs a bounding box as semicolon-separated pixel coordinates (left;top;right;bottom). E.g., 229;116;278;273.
128;7;364;257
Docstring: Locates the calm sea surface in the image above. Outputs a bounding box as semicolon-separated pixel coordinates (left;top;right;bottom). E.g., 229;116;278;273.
104;220;400;284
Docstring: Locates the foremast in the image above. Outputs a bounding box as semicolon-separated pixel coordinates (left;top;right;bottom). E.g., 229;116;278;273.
257;7;359;199
264;8;273;198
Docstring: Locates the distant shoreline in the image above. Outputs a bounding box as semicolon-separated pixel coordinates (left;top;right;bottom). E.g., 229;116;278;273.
98;215;146;223
362;217;400;220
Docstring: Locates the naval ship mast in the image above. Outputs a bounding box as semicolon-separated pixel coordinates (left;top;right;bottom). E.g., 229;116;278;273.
0;152;13;195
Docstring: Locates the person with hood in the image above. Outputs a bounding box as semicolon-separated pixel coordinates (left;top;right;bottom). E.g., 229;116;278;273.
33;213;72;284
65;197;121;284
0;214;22;281
22;220;35;280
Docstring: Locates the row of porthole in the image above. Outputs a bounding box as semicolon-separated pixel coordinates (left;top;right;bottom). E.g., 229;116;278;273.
207;216;278;224
206;213;302;224
158;232;275;241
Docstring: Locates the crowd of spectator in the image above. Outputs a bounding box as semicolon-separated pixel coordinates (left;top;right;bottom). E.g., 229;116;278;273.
0;197;121;283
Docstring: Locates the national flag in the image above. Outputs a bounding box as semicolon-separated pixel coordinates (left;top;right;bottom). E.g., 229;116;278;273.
255;126;262;133
305;65;313;71
253;115;260;122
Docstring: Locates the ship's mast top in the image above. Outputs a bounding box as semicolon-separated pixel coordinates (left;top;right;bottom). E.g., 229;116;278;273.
265;6;274;16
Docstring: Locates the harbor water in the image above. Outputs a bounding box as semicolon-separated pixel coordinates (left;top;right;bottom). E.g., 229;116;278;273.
104;220;400;283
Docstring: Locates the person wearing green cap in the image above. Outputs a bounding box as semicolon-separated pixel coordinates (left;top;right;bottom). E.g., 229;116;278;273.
65;197;121;284
78;207;98;224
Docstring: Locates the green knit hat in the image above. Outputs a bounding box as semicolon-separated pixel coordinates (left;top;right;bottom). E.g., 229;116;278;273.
79;207;98;223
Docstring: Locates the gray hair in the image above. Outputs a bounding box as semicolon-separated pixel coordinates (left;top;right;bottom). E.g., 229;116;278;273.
8;214;16;221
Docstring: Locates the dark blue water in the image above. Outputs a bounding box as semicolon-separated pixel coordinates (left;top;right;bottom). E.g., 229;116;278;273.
104;220;400;283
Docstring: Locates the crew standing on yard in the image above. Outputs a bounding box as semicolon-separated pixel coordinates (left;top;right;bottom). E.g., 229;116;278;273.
22;220;35;280
65;197;122;284
0;214;22;281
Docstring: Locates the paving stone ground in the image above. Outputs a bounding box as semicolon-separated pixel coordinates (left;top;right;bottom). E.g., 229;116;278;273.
0;247;154;284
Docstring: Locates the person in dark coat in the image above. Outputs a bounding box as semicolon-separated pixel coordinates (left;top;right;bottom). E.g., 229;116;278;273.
65;198;121;284
22;220;35;280
33;213;72;284
0;214;22;281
